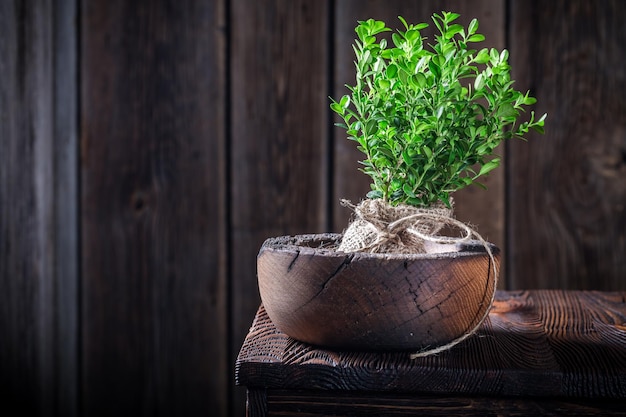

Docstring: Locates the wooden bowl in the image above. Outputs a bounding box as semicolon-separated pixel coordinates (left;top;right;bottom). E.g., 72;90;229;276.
257;233;499;351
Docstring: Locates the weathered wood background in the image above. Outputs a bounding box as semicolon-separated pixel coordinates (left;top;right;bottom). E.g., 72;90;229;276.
1;0;624;416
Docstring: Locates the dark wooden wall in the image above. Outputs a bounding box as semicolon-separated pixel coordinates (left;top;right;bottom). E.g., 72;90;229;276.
1;1;624;416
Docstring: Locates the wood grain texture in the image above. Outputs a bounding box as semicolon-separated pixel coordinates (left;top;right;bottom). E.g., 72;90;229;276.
53;0;79;415
257;234;498;351
0;1;60;415
236;291;626;401
247;389;268;417
263;390;626;417
229;1;330;414
81;1;228;415
508;0;626;289
332;1;507;278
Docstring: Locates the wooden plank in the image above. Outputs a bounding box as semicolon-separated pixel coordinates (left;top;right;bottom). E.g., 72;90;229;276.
53;0;79;416
0;0;57;415
247;389;268;417
81;0;228;415
230;1;330;415
332;1;506;285
508;0;626;289
266;389;626;417
236;291;626;399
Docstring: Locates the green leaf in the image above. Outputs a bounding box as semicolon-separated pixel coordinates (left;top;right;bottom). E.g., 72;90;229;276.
392;32;404;48
380;49;393;59
402;150;412;165
367;190;383;199
403;183;416;198
339;95;350;108
408;73;426;89
362;49;372;64
386;63;398;78
371;20;388;34
414;72;427;88
415;56;430;72
405;29;420;41
475;48;490;64
467;34;485;43
477;158;501;177
355;24;368;41
435;105;444;120
468;18;479;35
373;57;385;72
474;73;485;90
330;102;343;114
496;103;518;118
445;24;464;39
490;48;500;64
428;59;441;79
377;79;391;89
432;13;444;35
444;12;460;23
397;16;409;30
537;113;547;123
523;95;537;105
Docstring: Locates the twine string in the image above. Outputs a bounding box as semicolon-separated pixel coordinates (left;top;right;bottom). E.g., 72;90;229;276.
339;199;498;359
407;215;498;359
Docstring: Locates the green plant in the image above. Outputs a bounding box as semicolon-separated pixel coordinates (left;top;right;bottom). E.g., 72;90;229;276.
331;12;546;207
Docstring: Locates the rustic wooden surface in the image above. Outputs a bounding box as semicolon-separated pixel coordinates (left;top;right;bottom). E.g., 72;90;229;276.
508;0;626;289
230;1;331;414
53;0;80;415
236;291;626;404
257;234;498;351
264;390;626;417
2;2;626;417
81;1;228;415
0;1;74;415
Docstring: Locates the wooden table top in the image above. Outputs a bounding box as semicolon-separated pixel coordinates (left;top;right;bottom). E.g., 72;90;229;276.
236;290;626;400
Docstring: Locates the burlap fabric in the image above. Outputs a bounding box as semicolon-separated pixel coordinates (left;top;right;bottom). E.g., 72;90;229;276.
338;198;455;254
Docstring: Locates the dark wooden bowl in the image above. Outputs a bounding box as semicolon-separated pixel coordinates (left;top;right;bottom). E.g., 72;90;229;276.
257;233;499;351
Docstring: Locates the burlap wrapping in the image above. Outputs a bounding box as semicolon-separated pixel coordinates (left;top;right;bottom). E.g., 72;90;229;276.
338;198;454;254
